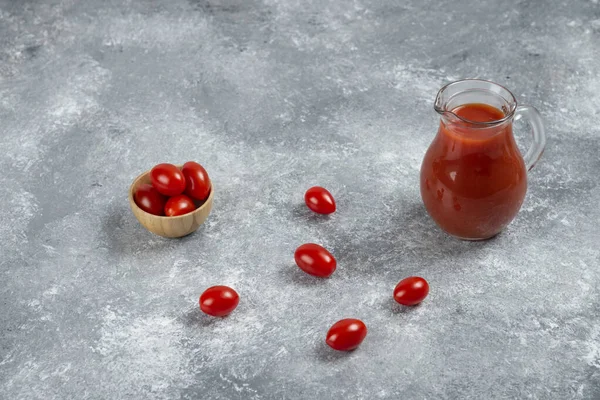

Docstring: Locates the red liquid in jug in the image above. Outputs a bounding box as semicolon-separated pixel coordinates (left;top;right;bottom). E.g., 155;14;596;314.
420;103;527;239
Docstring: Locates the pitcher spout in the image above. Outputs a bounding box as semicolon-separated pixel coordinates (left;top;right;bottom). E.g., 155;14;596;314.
434;79;517;127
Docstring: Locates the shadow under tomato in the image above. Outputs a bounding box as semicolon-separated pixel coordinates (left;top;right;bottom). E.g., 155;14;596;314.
290;203;334;224
314;339;359;363
180;306;224;327
278;264;331;287
387;296;423;314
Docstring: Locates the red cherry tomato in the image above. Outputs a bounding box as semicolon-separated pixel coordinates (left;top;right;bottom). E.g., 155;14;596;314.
326;319;367;351
182;161;211;201
150;163;186;196
164;194;196;217
393;276;429;306
200;286;239;317
305;186;336;214
134;183;167;216
294;243;336;277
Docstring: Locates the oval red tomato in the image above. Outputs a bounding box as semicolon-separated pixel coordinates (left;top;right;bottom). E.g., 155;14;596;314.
305;186;336;214
164;194;196;216
294;243;336;277
200;286;239;317
134;183;167;216
326;319;367;351
393;276;429;306
182;161;211;201
150;163;186;196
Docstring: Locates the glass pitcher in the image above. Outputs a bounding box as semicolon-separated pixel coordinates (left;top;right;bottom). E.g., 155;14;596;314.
420;79;546;240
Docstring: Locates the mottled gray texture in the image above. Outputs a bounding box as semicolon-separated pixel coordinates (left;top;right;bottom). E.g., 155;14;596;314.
0;0;599;398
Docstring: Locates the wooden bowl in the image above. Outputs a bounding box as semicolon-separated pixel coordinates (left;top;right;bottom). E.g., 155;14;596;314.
128;166;213;238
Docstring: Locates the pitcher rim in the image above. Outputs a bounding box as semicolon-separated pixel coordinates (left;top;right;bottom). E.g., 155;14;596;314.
434;79;518;126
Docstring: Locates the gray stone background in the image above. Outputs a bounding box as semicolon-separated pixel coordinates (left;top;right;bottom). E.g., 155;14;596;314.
1;0;599;399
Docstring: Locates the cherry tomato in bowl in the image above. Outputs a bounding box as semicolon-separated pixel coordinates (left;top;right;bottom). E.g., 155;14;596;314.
200;286;239;317
150;163;186;196
164;194;196;217
393;276;429;306
294;243;336;277
305;186;336;214
326;319;367;351
129;165;214;238
134;183;167;216
182;161;211;201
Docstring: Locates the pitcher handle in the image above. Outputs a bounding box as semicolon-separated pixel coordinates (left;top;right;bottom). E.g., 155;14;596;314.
514;105;546;171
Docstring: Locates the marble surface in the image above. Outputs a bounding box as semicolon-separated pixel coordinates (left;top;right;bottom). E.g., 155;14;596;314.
1;0;600;399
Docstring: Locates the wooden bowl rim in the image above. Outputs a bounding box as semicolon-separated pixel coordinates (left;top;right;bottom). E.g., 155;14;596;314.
128;165;213;220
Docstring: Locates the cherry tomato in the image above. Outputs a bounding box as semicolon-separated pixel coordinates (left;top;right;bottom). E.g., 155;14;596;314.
326;319;367;351
305;186;336;214
200;286;239;317
182;161;211;201
393;276;429;306
164;194;196;216
134;183;167;216
294;243;336;277
150;163;186;196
